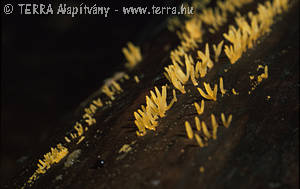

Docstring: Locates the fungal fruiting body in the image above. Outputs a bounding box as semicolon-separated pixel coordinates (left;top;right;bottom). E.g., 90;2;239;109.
213;40;224;62
197;43;214;69
197;82;218;101
223;0;289;64
201;121;212;139
122;42;142;69
195;116;201;131
164;54;199;94
257;65;268;83
24;144;68;187
134;75;140;83
221;113;233;128
185;17;204;43
134;86;177;136
195;133;205;147
185;121;194;139
194;100;205;115
232;88;239;95
21;0;292;187
211;114;219;140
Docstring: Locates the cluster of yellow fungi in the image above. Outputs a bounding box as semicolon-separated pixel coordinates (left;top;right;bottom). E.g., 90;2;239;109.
185;113;232;147
23;0;290;187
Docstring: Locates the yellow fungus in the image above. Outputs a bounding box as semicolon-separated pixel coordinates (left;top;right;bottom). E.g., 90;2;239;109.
76;136;85;144
194;100;205;115
211;114;219;140
92;98;103;107
112;80;123;92
89;104;98;114
219;77;227;96
25;143;68;187
134;75;140;83
195;133;205;148
221;113;233;128
83;113;96;126
232;88;239;95
70;133;77;139
134;85;177;136
101;85;115;100
213;40;224;62
119;144;132;153
122;42;142;70
64;136;71;143
197;82;218;101
257;64;264;71
84;108;92;115
124;74;130;80
185;121;194;139
197;43;214;69
199;166;205;173
195;116;201;131
185;17;203;42
74;122;84;137
201;121;211;139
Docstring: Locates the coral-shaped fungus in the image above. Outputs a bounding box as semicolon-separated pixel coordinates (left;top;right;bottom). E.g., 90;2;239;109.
194;100;205;115
221;113;233;128
197;82;218;101
134;86;177;136
122;42;142;70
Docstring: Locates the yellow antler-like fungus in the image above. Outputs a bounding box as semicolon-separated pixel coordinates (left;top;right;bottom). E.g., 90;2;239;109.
122;42;142;70
194;100;205;115
213;40;224;62
197;82;218;101
221;113;232;128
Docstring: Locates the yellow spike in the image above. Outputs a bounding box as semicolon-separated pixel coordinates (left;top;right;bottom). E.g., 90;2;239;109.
65;136;71;143
123;42;142;69
201;121;211;139
101;85;115;100
112;80;123;92
221;113;233;128
219;77;227;96
198;87;213;101
195;133;205;148
195;116;201;131
185;121;194;139
93;98;103;107
198;82;217;101
84;108;92;115
70;133;77;139
89;104;98;114
83;113;96;126
194;100;204;115
213;40;224;62
211;114;219;140
232;88;239;95
124;74;130;80
134;75;140;83
74;122;83;137
76;136;85;144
